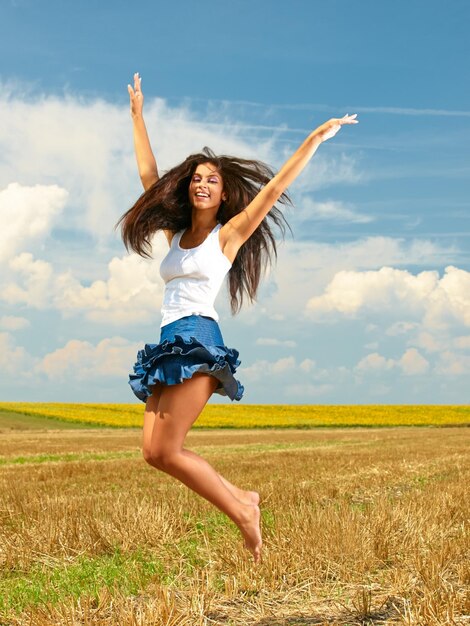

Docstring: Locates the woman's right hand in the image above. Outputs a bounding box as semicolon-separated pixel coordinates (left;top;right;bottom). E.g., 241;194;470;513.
314;114;358;143
128;72;144;118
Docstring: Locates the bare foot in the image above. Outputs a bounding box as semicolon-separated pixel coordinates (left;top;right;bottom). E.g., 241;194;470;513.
238;504;262;564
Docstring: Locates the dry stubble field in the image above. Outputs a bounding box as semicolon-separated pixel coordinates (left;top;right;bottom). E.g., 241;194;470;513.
0;424;469;625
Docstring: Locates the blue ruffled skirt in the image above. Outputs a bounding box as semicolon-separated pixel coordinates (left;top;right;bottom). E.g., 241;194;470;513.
129;315;244;402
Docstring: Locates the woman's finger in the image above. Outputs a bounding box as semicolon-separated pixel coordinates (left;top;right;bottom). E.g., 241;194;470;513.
340;113;358;124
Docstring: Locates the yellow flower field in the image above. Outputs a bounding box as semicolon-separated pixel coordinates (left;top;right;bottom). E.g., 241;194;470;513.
0;402;469;428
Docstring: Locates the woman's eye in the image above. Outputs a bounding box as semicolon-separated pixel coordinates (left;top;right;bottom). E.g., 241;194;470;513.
208;178;218;184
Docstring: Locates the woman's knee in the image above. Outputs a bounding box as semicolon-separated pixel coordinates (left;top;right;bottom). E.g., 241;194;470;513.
142;445;178;471
142;445;156;466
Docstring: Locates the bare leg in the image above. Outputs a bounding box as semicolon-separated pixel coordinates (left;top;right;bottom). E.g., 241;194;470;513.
143;387;259;505
142;375;262;562
182;449;259;506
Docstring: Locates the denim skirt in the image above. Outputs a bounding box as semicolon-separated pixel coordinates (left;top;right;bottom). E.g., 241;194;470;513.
129;315;244;403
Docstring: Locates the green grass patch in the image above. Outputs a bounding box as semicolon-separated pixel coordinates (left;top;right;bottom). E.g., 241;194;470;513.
0;450;140;467
0;410;101;430
0;440;367;467
0;548;165;615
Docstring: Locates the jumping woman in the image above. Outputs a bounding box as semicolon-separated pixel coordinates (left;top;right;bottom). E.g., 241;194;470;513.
118;73;358;563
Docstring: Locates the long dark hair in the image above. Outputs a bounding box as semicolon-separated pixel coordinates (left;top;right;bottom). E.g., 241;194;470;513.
116;147;292;314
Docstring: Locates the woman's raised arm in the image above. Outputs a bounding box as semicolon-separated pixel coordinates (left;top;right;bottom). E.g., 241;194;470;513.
128;73;159;190
222;114;358;253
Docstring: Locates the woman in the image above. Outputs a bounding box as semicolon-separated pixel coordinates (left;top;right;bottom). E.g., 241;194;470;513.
118;73;358;563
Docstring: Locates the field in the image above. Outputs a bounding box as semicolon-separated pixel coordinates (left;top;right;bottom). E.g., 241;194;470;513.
0;415;468;625
1;402;469;428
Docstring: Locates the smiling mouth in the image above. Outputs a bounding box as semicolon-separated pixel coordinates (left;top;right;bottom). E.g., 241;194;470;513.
195;192;209;198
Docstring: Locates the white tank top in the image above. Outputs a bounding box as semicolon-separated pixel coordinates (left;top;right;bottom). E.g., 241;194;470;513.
159;223;232;327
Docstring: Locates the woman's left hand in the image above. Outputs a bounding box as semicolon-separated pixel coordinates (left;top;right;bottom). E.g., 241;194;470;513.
314;113;359;142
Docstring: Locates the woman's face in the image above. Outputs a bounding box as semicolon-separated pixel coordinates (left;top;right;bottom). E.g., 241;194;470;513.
189;162;226;211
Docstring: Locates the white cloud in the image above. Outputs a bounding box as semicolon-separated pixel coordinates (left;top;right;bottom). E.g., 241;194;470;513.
355;348;429;377
239;355;334;398
0;332;37;375
306;266;470;329
299;358;316;372
0;182;67;262
409;332;443;353
399;348;429;375
424;266;470;328
271;356;296;374
292;152;363;193
293;197;373;223
260;237;454;323
37;336;141;381
56;253;166;324
435;351;470;376
240;355;300;382
307;266;437;316
255;337;297;347
0;315;30;331
2;249;166;325
4;253;54;308
239;353;334;399
354;348;429;376
356;352;395;372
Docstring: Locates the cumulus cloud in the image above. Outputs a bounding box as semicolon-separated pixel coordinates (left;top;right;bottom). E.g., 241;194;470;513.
356;352;395;372
435;351;470;376
307;266;437;316
0;332;37;375
3;253;55;308
0;182;67;262
306;265;470;329
239;354;331;387
239;353;336;399
37;336;141;381
258;236;455;323
2;250;166;325
424;266;470;328
355;348;429;376
240;355;298;382
0;315;30;331
56;253;166;324
399;348;429;375
299;358;316;372
409;331;443;353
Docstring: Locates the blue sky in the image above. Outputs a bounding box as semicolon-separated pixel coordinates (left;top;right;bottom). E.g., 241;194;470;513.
1;0;469;404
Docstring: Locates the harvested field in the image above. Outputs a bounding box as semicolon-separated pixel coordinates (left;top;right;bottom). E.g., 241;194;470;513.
0;426;468;624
